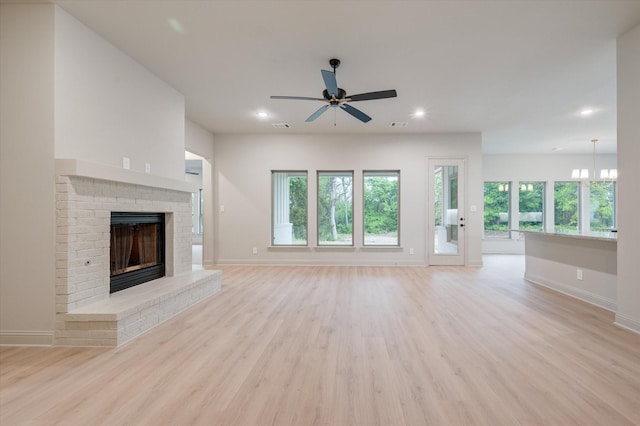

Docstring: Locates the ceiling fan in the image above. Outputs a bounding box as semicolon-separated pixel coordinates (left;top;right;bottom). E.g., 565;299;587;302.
270;58;397;123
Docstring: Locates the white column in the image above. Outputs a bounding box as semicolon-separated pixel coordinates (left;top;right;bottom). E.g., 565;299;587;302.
579;181;590;234
616;23;640;333
511;181;519;235
545;181;555;233
273;173;293;244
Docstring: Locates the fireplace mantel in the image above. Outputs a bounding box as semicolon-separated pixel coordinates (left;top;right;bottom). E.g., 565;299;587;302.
56;158;197;193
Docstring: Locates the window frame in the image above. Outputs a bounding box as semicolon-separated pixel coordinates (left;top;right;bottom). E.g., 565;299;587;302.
362;170;400;247
317;170;354;247
271;170;309;246
589;181;616;233
553;181;581;234
483;181;511;239
518;181;545;232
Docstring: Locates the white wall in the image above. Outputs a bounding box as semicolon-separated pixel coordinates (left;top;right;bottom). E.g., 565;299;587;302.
186;120;214;160
1;4;190;345
0;4;57;344
524;233;617;312
483;154;617;183
616;23;640;334
213;133;483;266
54;7;186;181
185;120;215;266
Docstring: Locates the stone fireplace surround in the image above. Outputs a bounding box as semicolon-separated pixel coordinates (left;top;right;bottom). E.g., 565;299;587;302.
54;159;221;346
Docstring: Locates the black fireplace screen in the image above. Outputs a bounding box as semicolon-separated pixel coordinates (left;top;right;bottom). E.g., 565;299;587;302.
110;213;165;293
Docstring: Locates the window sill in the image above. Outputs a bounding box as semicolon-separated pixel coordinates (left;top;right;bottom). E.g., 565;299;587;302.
359;246;403;251
314;245;356;251
268;245;312;250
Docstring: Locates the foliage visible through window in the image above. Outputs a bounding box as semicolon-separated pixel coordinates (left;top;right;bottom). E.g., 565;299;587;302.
272;171;307;245
433;169;443;227
363;171;399;246
518;182;544;231
484;182;510;238
318;171;353;245
433;165;460;254
554;182;579;234
590;182;615;233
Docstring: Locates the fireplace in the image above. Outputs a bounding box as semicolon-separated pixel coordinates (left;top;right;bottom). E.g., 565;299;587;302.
55;171;212;346
110;212;165;293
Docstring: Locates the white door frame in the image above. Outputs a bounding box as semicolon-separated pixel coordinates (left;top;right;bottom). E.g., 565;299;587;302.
427;157;466;266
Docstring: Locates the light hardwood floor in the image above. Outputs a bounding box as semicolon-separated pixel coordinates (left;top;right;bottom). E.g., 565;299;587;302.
2;256;640;425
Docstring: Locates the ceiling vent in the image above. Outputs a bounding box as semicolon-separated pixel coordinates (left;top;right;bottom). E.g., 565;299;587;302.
389;122;408;128
272;123;291;129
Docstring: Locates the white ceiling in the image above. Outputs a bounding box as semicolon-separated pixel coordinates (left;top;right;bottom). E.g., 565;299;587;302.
53;0;640;154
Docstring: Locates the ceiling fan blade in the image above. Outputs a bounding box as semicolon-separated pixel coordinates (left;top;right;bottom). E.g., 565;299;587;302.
305;105;331;122
271;96;325;101
347;89;397;102
340;104;372;123
321;69;339;97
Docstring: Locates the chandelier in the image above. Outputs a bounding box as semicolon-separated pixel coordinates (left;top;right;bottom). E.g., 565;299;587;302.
571;139;617;181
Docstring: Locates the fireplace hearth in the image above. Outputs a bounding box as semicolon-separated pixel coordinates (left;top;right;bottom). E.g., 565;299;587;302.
110;212;165;293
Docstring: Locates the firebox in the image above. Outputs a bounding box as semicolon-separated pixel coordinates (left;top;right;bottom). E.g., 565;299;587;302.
110;212;165;293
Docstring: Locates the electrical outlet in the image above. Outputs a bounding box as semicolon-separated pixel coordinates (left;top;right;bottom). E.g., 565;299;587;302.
252;247;258;255
409;248;415;255
577;269;583;280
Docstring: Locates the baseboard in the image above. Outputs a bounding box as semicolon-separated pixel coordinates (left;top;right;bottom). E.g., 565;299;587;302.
215;258;427;266
0;330;54;346
525;273;617;312
614;313;640;335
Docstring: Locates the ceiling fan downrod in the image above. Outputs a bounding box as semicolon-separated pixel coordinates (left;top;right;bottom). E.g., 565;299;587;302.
329;58;341;73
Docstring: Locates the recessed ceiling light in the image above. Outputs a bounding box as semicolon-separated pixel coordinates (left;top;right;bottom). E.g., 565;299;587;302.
257;111;268;119
580;109;594;116
413;109;426;118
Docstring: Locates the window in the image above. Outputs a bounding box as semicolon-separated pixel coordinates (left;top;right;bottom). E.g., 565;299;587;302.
484;182;510;238
590;182;615;233
272;171;307;245
198;189;203;235
317;171;353;246
518;182;544;231
363;171;399;246
554;182;579;234
191;189;204;236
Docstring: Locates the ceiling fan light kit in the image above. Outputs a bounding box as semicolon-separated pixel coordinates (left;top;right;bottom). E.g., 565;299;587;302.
270;58;397;124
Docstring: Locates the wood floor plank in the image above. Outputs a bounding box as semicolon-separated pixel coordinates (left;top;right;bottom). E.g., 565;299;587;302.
2;256;640;425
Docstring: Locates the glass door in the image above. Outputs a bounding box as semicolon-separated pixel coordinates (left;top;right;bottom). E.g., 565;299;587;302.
428;158;465;265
